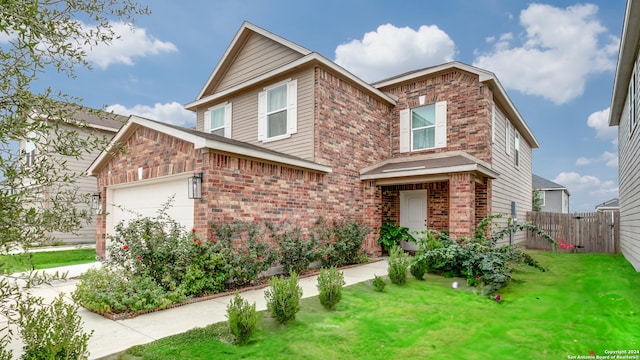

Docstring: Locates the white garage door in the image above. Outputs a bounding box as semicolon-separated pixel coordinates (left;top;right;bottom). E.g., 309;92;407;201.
106;175;195;238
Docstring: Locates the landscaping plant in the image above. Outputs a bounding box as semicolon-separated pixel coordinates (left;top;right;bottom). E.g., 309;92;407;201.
226;292;260;345
314;218;370;268
264;272;303;324
267;223;320;275
371;275;386;292
18;293;93;360
210;219;279;286
377;219;412;252
388;245;411;285
317;267;346;310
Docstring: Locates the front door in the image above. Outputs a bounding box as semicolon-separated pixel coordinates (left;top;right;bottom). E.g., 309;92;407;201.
400;190;427;249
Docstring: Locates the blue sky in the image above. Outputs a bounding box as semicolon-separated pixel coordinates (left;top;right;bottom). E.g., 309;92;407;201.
26;0;627;212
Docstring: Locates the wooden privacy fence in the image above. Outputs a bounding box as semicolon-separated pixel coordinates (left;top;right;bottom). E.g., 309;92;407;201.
525;211;620;253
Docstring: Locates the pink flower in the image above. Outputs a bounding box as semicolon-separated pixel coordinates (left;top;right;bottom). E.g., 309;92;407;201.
255;238;260;243
330;240;335;245
589;350;595;356
495;294;502;302
197;240;202;246
123;245;129;250
253;216;258;224
137;256;142;261
210;237;216;243
476;275;481;279
192;228;196;233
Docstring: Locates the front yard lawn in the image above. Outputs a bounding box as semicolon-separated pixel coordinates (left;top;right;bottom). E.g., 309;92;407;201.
0;248;96;274
113;252;640;359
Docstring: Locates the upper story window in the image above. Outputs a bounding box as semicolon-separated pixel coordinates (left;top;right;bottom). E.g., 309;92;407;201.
399;101;447;153
258;79;297;142
23;131;37;168
204;103;232;137
505;120;511;155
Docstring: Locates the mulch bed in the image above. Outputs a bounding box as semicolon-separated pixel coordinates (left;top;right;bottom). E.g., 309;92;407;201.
94;258;383;321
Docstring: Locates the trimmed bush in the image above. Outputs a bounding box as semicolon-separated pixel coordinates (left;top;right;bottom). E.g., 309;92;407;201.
72;267;174;314
18;293;93;360
388;245;411;285
372;275;386;292
314;218;370;268
264;272;303;324
226;292;260;345
410;259;427;280
317;267;346;310
268;223;320;275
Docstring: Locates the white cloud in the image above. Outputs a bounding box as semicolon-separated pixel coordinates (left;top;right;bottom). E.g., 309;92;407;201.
473;4;619;104
81;22;177;69
554;172;618;197
576;151;618;167
334;23;456;82
587;107;617;144
106;102;195;127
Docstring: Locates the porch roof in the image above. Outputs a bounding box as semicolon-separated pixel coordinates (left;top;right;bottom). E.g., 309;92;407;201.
360;151;499;185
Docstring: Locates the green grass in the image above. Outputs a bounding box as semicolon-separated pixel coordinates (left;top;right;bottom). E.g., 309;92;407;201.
0;248;96;274
113;252;640;359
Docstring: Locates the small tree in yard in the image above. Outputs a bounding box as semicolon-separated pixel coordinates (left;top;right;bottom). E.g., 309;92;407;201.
0;1;149;356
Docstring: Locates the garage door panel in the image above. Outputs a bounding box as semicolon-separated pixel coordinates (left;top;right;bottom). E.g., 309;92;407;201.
107;177;194;236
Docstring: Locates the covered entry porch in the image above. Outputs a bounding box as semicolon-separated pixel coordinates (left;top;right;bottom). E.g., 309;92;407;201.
361;152;498;243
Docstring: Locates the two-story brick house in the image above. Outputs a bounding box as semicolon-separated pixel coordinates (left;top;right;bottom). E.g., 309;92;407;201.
88;22;538;257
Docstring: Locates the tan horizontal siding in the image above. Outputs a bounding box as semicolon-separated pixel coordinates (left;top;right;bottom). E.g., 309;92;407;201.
217;33;304;92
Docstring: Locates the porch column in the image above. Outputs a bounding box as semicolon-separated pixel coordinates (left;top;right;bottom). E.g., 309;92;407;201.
449;172;475;240
362;180;382;256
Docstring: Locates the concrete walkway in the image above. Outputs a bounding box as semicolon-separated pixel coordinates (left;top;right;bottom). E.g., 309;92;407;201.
4;259;389;359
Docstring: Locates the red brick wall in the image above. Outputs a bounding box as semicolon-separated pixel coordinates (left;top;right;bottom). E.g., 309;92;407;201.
449;173;475;239
314;67;392;251
379;69;493;163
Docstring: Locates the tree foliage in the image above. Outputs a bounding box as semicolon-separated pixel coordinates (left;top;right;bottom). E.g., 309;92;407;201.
0;0;149;356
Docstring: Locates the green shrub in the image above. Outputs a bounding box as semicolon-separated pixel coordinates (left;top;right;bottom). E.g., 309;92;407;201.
409;259;427;280
18;293;93;360
377;219;412;251
264;272;303;324
314;218;370;268
388;245;411;285
317;267;346;310
72;267;174;314
210;219;278;286
372;275;386;292
226;292;260;345
268;223;320;275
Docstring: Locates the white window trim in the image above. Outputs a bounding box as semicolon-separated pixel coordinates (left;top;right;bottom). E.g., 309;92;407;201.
204;102;232;138
539;191;546;207
399;100;446;153
258;79;297;143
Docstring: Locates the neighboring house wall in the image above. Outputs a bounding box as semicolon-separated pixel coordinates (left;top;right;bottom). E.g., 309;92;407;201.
540;190;568;213
608;0;640;271
491;104;533;244
19;115;120;245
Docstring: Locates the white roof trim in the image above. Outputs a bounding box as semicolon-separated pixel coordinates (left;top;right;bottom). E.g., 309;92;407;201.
360;163;498;181
186;53;396;110
87;116;332;176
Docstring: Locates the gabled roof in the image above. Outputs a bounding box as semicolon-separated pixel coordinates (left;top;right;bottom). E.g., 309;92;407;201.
609;0;640;126
532;174;570;195
87;116;332;176
185;22;396;110
35;101;125;132
373;61;539;149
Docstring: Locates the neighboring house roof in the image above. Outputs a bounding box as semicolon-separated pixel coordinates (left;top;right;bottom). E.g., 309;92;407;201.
87;116;333;176
373;61;539;149
360;151;499;182
532;174;570;195
185;21;396;110
609;0;640;126
39;102;125;132
595;198;620;210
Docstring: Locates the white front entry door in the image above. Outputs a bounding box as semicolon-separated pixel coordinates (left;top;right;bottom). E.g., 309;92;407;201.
400;190;427;246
